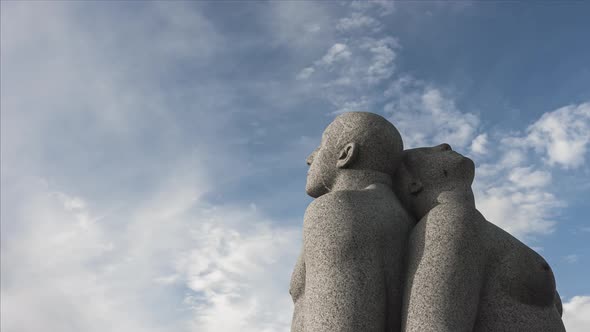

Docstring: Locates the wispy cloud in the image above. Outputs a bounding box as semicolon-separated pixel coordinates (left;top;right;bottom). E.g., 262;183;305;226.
563;296;590;332
1;178;169;332
385;81;480;149
472;101;590;239
2;1;588;331
1;2;300;331
317;43;352;66
177;206;299;332
1;175;299;332
525;103;590;169
297;36;399;115
336;12;382;32
350;0;396;16
296;67;315;80
470;133;488;155
266;1;333;52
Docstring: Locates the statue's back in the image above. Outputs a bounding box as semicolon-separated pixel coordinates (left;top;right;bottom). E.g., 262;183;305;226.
293;184;413;332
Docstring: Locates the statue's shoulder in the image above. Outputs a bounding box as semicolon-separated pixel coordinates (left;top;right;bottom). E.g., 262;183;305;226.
304;189;377;236
305;190;356;220
420;202;482;240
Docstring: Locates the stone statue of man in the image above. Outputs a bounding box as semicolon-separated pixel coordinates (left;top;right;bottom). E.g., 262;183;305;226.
394;144;565;332
290;112;415;332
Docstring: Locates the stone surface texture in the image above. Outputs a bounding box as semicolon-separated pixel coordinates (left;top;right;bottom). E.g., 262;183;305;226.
290;112;565;332
290;112;414;332
395;145;565;332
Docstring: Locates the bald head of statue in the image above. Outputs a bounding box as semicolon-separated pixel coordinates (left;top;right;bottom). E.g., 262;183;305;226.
305;112;404;198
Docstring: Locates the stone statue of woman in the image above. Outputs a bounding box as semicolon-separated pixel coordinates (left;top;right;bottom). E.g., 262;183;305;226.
394;144;565;332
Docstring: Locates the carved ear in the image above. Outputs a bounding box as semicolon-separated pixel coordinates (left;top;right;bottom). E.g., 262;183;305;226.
409;180;423;195
336;143;358;168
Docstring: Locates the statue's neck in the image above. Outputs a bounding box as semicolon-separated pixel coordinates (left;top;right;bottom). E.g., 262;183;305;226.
414;188;475;220
330;169;392;192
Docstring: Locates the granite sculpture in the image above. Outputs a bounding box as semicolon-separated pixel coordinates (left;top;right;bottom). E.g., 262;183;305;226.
395;145;565;332
290;112;414;332
290;112;565;332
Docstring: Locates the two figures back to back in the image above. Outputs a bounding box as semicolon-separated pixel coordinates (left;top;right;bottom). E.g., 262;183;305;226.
290;112;565;332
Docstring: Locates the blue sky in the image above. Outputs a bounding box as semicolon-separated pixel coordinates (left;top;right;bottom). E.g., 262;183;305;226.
1;1;589;331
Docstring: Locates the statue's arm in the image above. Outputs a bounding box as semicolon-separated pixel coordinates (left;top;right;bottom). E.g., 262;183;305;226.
303;194;386;332
290;250;305;332
403;205;484;332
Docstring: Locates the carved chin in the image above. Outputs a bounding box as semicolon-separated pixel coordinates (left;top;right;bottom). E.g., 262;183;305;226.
305;184;322;198
305;180;325;198
462;157;476;183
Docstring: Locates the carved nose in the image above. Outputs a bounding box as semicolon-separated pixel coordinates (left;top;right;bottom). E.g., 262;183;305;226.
438;143;452;151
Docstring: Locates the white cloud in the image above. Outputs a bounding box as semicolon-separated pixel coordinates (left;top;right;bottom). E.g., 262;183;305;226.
473;143;562;239
499;148;527;168
317;43;352;66
525;102;590;169
471;133;488;154
336;12;381;32
1;2;301;331
474;181;562;239
177;207;299;332
267;1;333;52
508;167;552;188
471;102;590;240
1;178;167;332
350;0;395;16
1;174;300;332
332;97;370;114
362;37;398;84
296;67;315;80
0;1;229;181
287;0;400;116
316;37;397;85
299;36;399;114
385;84;480;149
563;296;590;332
468;102;590;239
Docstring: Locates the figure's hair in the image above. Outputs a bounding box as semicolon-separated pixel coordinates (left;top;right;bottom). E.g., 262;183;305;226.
330;112;404;176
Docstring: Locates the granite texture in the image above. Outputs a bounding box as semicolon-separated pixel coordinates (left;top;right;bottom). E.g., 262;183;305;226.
394;145;565;332
290;112;565;332
290;112;414;332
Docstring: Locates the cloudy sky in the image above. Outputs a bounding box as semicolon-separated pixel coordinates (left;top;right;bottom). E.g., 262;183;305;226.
1;1;589;331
